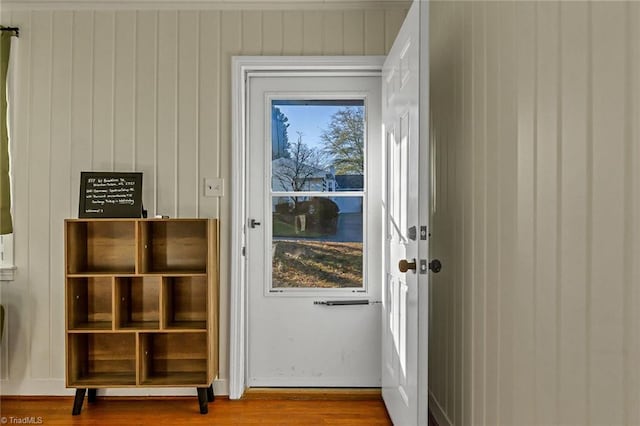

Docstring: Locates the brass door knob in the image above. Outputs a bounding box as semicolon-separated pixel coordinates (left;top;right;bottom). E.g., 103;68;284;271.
398;259;416;273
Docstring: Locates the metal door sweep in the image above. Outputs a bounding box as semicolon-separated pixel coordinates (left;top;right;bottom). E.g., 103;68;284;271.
314;300;381;306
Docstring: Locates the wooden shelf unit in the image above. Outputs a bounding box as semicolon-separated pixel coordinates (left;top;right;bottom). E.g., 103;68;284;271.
65;218;219;415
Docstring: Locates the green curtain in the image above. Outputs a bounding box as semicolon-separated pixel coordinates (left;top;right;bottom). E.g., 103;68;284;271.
0;31;12;235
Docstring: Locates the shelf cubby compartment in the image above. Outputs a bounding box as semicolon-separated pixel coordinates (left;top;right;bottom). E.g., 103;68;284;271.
162;276;208;330
139;332;208;386
115;277;161;330
66;220;136;274
67;277;113;330
67;333;136;387
139;220;208;274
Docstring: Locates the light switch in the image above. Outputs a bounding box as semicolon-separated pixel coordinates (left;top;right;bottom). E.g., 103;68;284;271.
204;178;224;197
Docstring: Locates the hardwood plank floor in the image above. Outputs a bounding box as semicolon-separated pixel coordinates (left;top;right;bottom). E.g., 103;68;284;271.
0;395;393;425
242;388;384;401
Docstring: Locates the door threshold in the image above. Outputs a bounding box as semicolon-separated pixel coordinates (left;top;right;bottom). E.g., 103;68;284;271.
242;387;382;401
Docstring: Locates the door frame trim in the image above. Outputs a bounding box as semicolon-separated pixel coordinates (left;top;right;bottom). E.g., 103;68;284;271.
230;56;385;399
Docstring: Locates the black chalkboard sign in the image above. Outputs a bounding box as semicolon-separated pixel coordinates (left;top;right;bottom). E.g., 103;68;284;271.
78;172;143;218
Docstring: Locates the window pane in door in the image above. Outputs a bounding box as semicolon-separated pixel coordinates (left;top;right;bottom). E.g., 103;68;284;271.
272;196;363;289
271;100;365;192
270;99;366;290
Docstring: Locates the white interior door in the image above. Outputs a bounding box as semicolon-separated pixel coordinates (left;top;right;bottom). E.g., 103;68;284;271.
381;1;429;425
246;73;383;387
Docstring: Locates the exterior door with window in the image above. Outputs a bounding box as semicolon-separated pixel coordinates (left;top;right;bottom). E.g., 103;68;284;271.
246;73;383;386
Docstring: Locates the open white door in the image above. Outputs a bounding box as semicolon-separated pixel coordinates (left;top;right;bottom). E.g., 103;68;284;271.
381;1;430;425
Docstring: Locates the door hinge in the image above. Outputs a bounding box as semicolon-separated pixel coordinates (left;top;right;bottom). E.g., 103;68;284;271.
242;246;246;256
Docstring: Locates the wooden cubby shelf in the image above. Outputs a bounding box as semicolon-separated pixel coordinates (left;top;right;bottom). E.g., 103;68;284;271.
67;333;137;387
162;276;208;330
139;220;208;274
139;332;208;386
67;277;113;331
65;218;219;416
66;221;136;275
115;276;161;330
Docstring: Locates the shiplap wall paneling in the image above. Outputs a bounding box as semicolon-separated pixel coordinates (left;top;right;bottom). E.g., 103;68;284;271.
262;11;283;56
591;3;627;424
0;6;408;394
70;11;94;216
50;10;73;380
428;1;454;424
176;11;199;218
283;11;303;54
630;4;640;425
559;3;589;425
514;1;537;423
156;11;178;217
470;3;486;424
197;10;221;221
429;1;640;425
93;11;114;171
323;11;343;54
243;11;263;55
28;11;54;380
343;10;364;55
460;4;473;426
451;3;465;424
113;11;136;172
303;11;322;54
484;3;500;425
364;10;384;55
497;3;517;425
535;3;560;424
135;11;158;214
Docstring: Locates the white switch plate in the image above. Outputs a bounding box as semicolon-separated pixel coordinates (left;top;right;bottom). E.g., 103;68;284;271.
204;178;224;197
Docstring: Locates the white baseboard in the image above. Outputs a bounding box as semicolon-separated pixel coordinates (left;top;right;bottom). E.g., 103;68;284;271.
428;389;453;426
0;378;229;397
213;378;228;396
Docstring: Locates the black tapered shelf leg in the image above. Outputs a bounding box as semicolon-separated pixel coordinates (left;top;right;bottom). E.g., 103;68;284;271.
87;388;97;403
72;388;86;415
197;387;208;414
206;384;214;402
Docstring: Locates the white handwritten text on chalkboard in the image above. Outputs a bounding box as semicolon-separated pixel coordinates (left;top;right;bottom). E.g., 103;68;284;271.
79;172;143;218
85;178;137;207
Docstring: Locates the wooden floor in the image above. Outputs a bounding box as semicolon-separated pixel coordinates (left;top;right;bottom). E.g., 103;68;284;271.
0;395;393;425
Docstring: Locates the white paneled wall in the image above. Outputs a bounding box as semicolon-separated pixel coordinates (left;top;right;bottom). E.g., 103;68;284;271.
0;4;407;395
429;1;640;425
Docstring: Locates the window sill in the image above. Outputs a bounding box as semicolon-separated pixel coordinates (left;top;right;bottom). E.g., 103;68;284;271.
0;266;16;282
